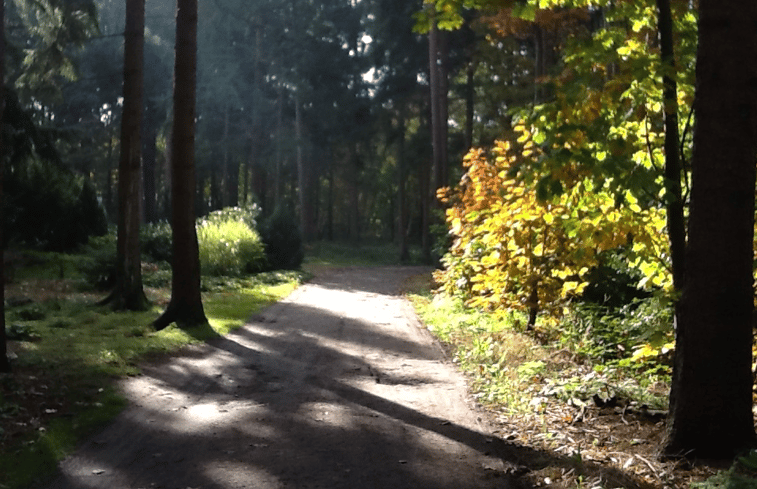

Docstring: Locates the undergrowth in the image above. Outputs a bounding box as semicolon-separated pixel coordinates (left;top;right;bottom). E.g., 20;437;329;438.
410;287;670;417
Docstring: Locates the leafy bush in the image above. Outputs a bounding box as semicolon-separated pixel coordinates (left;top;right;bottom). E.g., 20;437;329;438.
141;221;172;263
434;141;669;323
197;218;267;276
77;232;117;290
78;206;268;285
142;206;263;267
202;204;261;230
580;250;651;309
557;294;673;367
259;204;304;270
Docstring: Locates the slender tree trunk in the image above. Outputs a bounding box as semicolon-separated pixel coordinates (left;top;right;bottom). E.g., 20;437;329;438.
420;152;431;264
275;86;284;205
348;145;360;244
154;0;208;330
241;152;250;206
228;161;239;207
295;95;307;241
397;110;409;263
209;163;220;211
428;7;446;195
0;0;10;374
103;0;148;311
664;0;757;458
438;32;449;187
142;122;158;223
105;130;116;219
162;124;173;221
527;281;539;330
327;164;334;241
656;0;685;292
465;61;475;151
221;106;230;208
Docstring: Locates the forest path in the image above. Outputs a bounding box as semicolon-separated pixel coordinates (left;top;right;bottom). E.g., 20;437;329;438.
39;266;532;489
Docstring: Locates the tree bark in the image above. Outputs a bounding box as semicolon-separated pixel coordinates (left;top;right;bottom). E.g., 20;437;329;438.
0;0;10;373
327;164;334;241
397;110;409;263
142;122;157;224
295;95;308;241
154;0;208;330
348;145;360;244
428;7;447;195
664;0;757;458
464;60;475;151
656;0;685;292
102;0;149;311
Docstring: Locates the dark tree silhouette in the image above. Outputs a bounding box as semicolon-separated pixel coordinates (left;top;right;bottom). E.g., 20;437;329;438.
102;0;149;311
154;0;208;330
0;0;10;373
655;0;685;293
664;0;757;458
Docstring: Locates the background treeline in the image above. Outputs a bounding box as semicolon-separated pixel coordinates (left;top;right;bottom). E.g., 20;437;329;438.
2;0;566;255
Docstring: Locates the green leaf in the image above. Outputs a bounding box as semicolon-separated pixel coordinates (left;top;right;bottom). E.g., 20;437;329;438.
512;3;536;22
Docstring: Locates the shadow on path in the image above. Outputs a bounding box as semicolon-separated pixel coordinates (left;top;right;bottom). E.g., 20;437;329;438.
37;266;653;489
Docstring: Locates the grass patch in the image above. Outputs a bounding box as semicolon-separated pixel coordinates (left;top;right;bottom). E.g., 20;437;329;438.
0;386;126;489
204;272;301;335
407;276;669;417
1;267;302;489
409;287;548;413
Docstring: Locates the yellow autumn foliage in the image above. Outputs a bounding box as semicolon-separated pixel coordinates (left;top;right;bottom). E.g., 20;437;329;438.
435;137;670;321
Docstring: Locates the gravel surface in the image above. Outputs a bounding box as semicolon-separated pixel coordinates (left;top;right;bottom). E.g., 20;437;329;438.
38;266;532;489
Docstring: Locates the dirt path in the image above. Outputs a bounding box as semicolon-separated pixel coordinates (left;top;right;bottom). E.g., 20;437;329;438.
39;266;532;489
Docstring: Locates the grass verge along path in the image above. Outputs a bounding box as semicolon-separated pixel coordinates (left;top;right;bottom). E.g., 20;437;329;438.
0;272;301;489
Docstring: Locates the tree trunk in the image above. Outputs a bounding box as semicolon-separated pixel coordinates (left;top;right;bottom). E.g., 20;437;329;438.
428;7;447;195
664;0;757;458
527;281;539;330
0;0;10;373
397;110;409;263
420;151;431;264
656;0;685;292
465;60;475;151
221;105;230;208
327;164;334;241
102;0;148;311
348;145;360;244
275;86;284;205
196;171;207;217
209;163;220;211
295;95;308;241
154;0;208;330
142;121;158;223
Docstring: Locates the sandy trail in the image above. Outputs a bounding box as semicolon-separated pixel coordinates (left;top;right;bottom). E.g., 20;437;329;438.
38;266;530;489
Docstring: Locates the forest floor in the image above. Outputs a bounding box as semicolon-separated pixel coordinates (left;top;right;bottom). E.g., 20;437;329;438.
5;266;731;489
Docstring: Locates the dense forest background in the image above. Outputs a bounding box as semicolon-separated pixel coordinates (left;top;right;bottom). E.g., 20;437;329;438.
3;0;446;252
2;0;757;466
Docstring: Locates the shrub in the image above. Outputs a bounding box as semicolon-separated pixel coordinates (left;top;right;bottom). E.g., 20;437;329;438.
197;207;267;276
202;204;261;231
141;221;172;263
77;232;117;290
78;206;268;285
556;294;673;367
259;204;304;271
5;160;107;251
